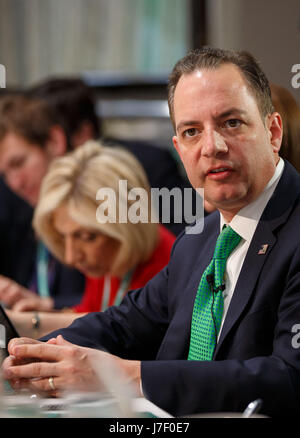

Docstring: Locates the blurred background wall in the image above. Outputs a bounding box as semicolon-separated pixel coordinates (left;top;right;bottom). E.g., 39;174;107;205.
0;0;299;149
206;0;300;106
0;0;194;150
0;0;190;86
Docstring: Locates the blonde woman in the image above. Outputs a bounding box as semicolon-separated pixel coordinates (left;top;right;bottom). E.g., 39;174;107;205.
7;140;175;337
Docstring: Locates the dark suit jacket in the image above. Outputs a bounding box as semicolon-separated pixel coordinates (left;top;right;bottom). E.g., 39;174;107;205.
44;161;300;417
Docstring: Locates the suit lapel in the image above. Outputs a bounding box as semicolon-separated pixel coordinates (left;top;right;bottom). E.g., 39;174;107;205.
214;161;300;357
214;220;276;356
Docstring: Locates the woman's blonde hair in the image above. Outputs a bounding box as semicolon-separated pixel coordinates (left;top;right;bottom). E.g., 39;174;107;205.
33;140;159;276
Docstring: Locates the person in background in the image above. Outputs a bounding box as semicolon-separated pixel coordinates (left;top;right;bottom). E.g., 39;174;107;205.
0;94;85;310
0;79;101;299
270;82;300;173
29;77;194;236
0;89;39;282
0;78;187;313
6;140;175;337
27;77;101;149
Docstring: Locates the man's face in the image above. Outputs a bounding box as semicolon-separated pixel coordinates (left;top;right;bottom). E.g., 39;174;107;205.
0;132;51;206
172;64;282;221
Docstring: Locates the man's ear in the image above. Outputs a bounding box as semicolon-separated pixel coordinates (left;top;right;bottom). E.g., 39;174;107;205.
267;112;283;154
172;135;183;160
46;125;68;157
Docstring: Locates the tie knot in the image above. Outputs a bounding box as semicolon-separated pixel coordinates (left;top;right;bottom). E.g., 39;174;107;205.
213;226;241;260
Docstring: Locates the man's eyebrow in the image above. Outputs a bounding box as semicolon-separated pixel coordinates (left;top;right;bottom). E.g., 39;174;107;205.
5;154;25;167
8;157;22;165
176;120;200;132
216;108;248;119
176;109;248;131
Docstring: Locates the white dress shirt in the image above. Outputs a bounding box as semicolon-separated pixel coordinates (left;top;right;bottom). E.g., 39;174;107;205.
218;158;284;338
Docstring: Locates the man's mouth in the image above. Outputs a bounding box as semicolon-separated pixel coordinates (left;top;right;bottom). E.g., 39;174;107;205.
206;166;233;179
209;167;229;174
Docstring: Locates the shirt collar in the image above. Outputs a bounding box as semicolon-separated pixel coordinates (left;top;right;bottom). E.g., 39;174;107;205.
220;158;284;242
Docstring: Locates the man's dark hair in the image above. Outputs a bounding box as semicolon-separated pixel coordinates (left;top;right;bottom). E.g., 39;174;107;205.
0;93;58;147
168;47;274;130
27;77;100;148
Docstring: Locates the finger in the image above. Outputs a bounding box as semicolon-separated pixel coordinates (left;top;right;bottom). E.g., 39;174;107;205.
4;361;59;380
15;376;62;397
3;350;43;375
22;373;100;396
7;377;58;397
8;337;41;354
31;376;62;395
11;342;64;362
4;356;39;370
55;335;73;346
45;335;65;346
2;354;16;370
46;338;58;345
3;347;36;372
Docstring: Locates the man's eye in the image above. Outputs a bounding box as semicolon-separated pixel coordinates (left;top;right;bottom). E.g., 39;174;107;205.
183;128;199;137
224;119;242;128
10;156;26;169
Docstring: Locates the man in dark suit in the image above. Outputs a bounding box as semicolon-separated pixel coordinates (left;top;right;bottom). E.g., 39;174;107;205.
0;93;85;310
3;47;300;418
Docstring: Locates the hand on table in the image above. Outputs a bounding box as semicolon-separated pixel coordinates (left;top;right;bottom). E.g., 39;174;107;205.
2;336;141;397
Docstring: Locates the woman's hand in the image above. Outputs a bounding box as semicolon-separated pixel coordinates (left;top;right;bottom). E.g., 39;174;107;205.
2;336;141;397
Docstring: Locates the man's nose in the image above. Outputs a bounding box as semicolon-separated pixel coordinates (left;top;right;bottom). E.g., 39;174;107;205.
201;129;228;157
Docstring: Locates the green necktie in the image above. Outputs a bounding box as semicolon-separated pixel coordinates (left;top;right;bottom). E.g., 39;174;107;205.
188;226;241;361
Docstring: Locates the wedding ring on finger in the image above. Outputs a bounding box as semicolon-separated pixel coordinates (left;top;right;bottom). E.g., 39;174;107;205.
48;376;56;391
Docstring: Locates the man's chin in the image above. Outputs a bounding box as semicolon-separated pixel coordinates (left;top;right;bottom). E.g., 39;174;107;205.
205;190;247;212
20;192;37;207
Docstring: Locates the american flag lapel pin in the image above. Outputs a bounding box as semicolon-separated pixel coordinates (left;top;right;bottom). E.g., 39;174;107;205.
258;244;269;255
